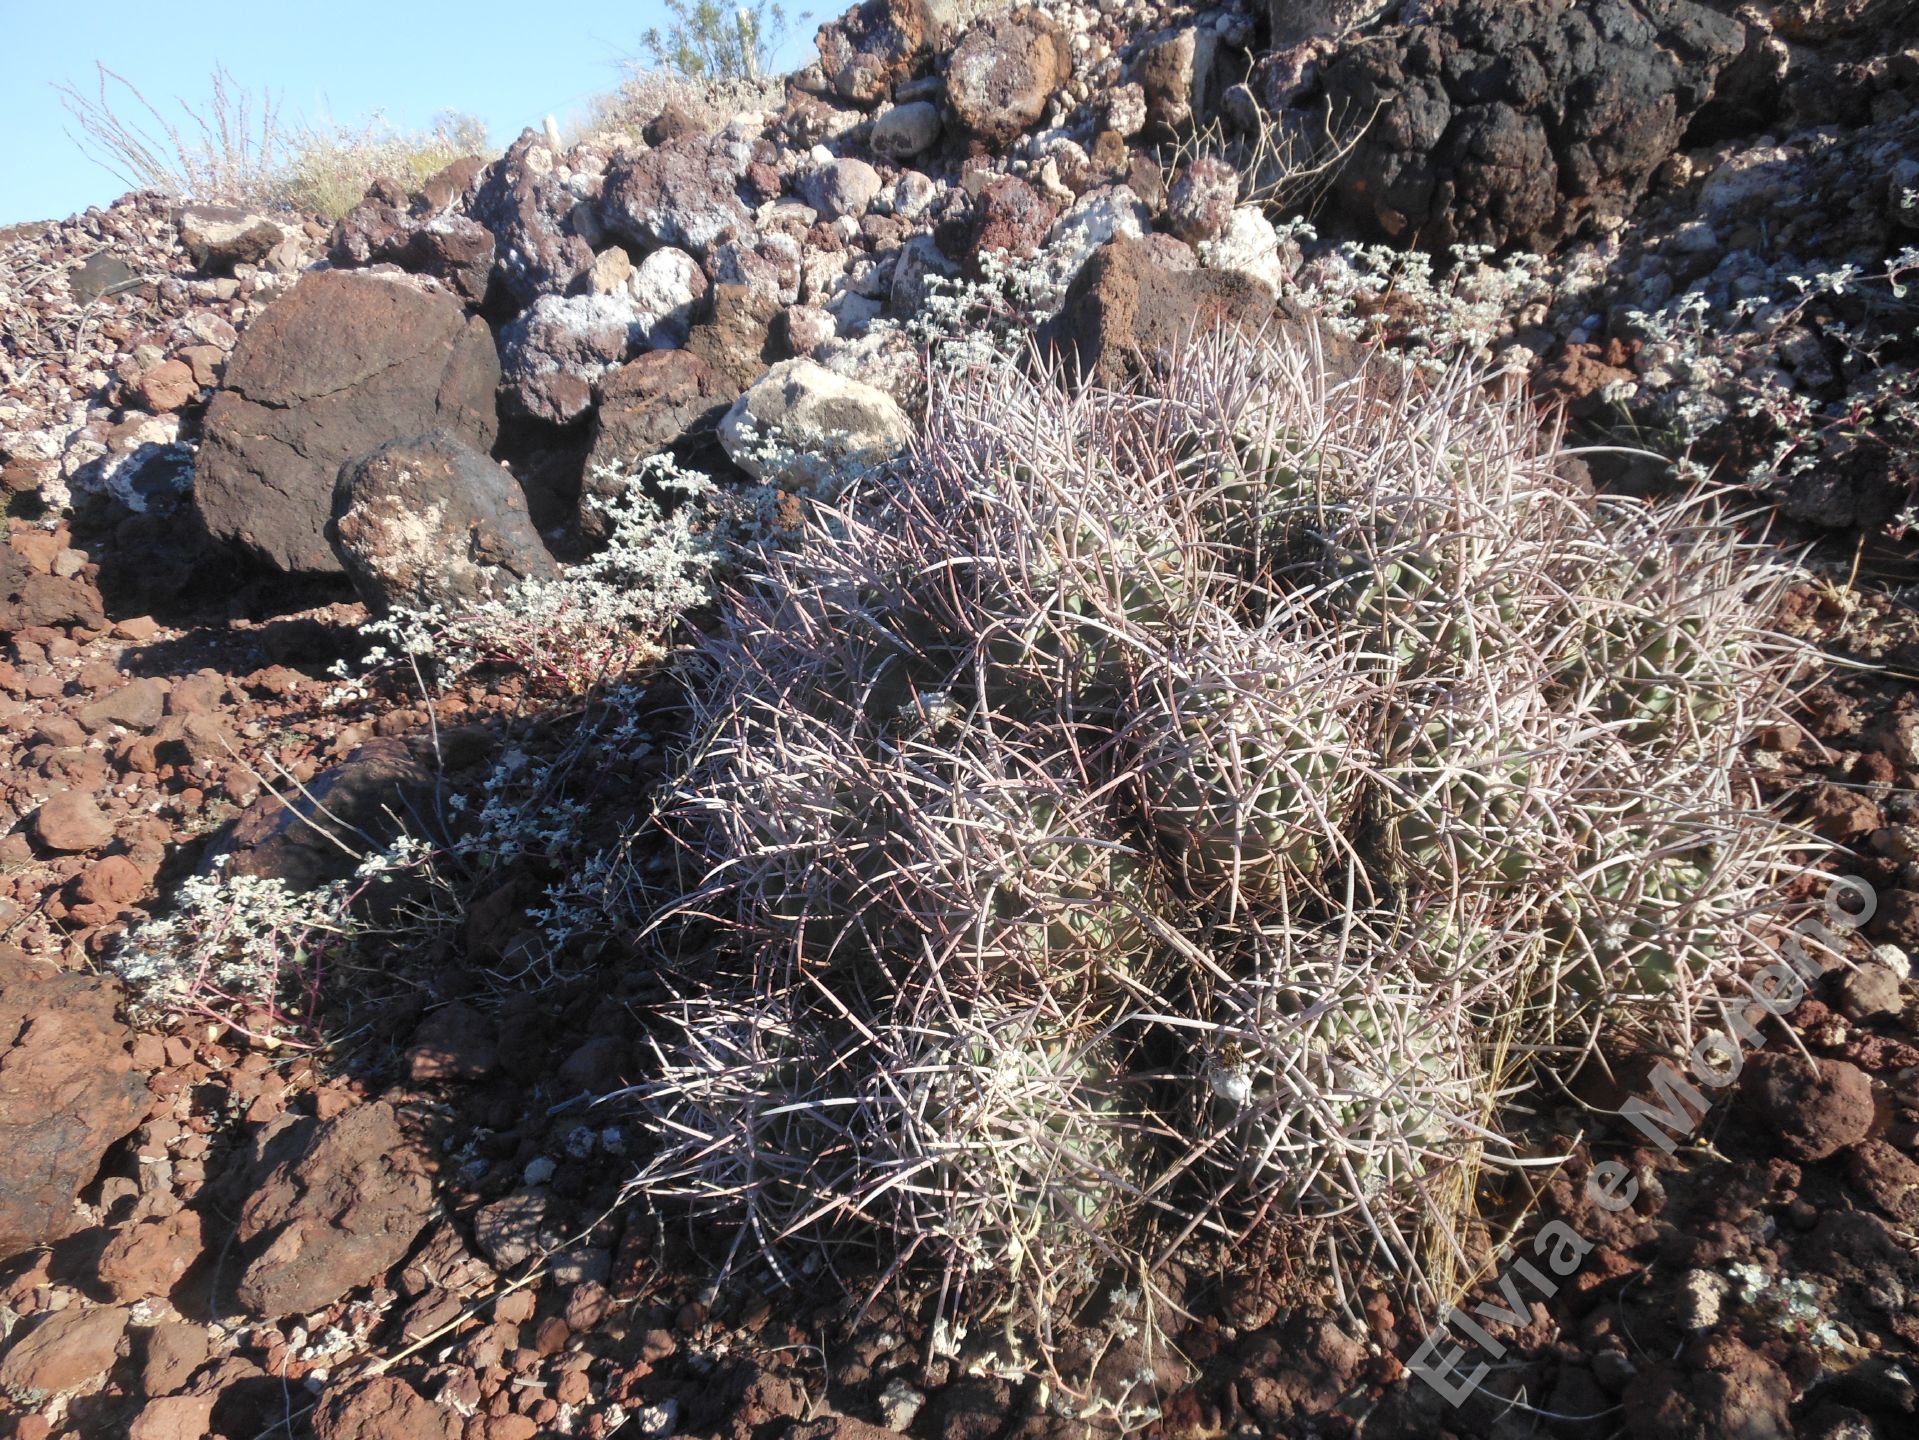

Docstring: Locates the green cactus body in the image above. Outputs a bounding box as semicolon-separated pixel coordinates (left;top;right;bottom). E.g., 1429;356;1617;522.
1206;973;1467;1208
1549;852;1724;997
1562;548;1741;745
991;800;1162;982
1381;713;1539;886
1138;664;1356;899
918;1024;1132;1242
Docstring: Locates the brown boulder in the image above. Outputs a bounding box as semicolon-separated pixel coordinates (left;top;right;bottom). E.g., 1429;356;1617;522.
234;1101;438;1317
815;0;931;104
128;1392;218;1440
196;271;500;574
945;10;1072;145
1741;1051;1875;1162
2;543;105;632
1045;236;1316;387
98;1207;206;1302
313;1376;455;1440
30;790;115;853
206;737;434;893
0;1304;132;1394
0;952;149;1258
581;350;734;540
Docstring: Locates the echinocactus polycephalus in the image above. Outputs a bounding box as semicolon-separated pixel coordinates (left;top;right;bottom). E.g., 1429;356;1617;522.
1132;632;1367;904
638;326;1815;1357
1195;952;1480;1216
854;1004;1139;1331
619;994;847;1285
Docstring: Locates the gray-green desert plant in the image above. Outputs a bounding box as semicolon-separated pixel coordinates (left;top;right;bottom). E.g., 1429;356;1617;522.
627;323;1816;1367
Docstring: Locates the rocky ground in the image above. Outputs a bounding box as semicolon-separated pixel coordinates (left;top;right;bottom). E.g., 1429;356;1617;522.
4;0;1919;1437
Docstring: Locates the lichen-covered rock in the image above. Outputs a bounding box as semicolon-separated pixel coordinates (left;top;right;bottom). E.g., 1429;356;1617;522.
718;358;911;490
1269;0;1398;47
174;205;297;273
1198;206;1292;297
1322;0;1750;252
965;176;1057;266
815;0;933;104
468;129;595;305
945;10;1072;145
711;230;804;308
1135;24;1222;133
600;130;756;258
498;293;644;424
630;246;709;348
1166;156;1241;244
197;271;500;574
331;432;556;614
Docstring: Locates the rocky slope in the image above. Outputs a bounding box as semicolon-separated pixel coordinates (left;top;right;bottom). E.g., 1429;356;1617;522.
1;1;1918;1438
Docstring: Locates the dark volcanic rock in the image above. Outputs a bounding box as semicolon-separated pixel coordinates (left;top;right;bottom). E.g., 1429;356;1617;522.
600;130;756;258
207;737;436;892
469;129;595;306
234;1101;438;1318
196;271;500;575
332;431;557;614
0;948;149;1261
581;350;734;541
1321;0;1750;252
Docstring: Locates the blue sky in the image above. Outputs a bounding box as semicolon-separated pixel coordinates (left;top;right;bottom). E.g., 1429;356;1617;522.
0;1;818;224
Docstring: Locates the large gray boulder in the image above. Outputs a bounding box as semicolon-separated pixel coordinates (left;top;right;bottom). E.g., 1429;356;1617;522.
196;272;500;574
331;432;557;615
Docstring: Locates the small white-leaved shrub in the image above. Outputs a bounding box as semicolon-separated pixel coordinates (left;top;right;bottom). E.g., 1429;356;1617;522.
116;455;733;1039
1282;220;1555;370
1623;247;1919;499
331;454;726;704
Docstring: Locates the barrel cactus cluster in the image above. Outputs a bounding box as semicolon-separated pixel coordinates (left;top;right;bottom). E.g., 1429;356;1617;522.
624;327;1809;1347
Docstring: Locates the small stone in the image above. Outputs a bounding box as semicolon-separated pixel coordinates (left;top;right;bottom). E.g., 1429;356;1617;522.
79;676;169;733
634;1397;679;1440
876;1377;926;1431
128;1392;217;1440
1837;963;1904;1022
805;157;884;220
1673;1269;1727;1330
474;1190;550;1270
1870;944;1911;980
70;855;147;917
134;361;198;413
31;790;115;853
871;102;942;160
581;246;635;295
